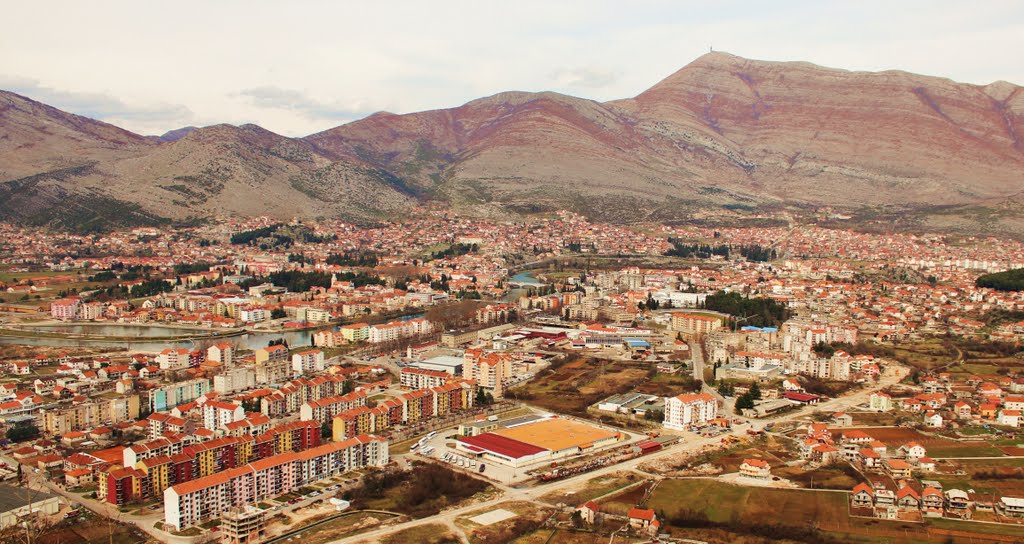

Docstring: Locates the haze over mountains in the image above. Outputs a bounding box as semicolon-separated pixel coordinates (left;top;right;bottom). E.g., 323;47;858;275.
1;52;1022;232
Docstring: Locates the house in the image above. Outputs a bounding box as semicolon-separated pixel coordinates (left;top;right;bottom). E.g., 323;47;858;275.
896;486;920;510
832;412;853;427
979;403;999;419
902;398;924;412
998;496;1024;518
923;411;943;428
954;401;972;420
916;457;936;472
945;489;972;511
921;487;944;517
782;378;803;392
869;391;892;412
843;430;873;445
997;409;1021;428
807;423;832;441
1004;396;1024;411
859;448;881;469
575;501;600;525
627;508;660;535
852;482;874;507
899;442;927;460
64;468;94;487
739;458;771;479
884;459;912;479
810;444;840;464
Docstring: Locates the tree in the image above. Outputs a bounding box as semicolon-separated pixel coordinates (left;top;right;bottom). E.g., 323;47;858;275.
342;380;355;395
749;382;762;400
475;388;493;406
321;421;332;440
735;393;755;411
570;509;584;528
270;308;286;319
6;422;40;442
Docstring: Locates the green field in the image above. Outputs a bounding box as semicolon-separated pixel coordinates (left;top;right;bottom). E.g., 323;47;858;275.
615;478;849;524
925;444;1006;458
602;479;1024;543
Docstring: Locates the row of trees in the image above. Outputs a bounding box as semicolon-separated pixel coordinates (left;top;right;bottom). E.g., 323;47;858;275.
429;243;478;261
701;291;790;328
976;268;1024;292
664;240;778;262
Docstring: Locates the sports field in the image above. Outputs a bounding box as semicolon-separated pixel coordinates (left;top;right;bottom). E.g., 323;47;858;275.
494;418;619;452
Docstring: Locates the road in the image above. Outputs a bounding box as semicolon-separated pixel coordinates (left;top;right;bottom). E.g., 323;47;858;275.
327;362;909;543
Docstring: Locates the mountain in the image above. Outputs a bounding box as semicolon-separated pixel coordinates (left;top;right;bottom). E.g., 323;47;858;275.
2;53;1023;232
155;126;198;142
309;52;1024;224
0;92;414;231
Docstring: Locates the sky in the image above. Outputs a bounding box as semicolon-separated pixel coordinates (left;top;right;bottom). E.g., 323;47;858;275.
2;1;1022;137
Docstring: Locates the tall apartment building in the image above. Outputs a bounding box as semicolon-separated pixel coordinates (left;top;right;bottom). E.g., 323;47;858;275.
207;343;234;367
462;351;512;397
333;381;475;440
400;367;451;390
663;392;718;431
147;378;211;412
50;297;80;320
291;350;325;375
299;390;367;424
213;367;257;394
157;348;193;370
340;323;369;343
254;345;291;385
201;401;245;431
163;435;389;530
41;396;141;435
670;313;723;336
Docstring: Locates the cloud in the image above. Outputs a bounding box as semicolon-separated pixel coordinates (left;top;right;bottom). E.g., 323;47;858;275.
236;86;380;122
550;67;619;89
0;75;194;131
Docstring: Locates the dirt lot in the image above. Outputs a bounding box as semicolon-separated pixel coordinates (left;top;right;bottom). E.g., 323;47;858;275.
513;358;652;417
287;512;395;544
456;501;556;544
538;472;641;505
33;516;150;544
377;523;458;544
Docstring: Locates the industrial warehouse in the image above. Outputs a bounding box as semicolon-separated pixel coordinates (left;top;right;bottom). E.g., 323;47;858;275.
454;416;623;468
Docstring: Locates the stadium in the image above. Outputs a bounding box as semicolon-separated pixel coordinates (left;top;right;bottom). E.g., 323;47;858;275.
454;416;623;468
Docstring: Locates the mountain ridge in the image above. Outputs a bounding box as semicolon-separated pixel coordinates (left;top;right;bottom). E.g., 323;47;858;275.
1;52;1022;233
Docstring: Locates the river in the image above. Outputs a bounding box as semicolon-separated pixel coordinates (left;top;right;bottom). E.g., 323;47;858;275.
0;324;321;352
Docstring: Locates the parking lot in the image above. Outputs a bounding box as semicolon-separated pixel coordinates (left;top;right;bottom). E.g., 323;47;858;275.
411;429;527;485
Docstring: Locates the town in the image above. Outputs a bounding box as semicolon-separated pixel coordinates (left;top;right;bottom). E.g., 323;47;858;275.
0;212;1022;544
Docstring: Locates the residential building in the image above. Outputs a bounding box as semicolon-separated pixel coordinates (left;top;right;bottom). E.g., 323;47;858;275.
163;435;388;530
663;392;718;431
291;350;325;375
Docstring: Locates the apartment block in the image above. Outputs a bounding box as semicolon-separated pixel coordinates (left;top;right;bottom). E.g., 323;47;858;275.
164;435;388;530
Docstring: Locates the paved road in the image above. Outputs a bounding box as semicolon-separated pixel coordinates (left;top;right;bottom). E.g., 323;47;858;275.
328;362;909;543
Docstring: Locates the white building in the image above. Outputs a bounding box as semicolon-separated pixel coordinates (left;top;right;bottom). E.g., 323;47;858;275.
239;306;268;323
202;401;245;431
157;348;192;370
213;367;256;394
869;391;893;412
291;350;325;375
663;392;718;430
207;343;234;367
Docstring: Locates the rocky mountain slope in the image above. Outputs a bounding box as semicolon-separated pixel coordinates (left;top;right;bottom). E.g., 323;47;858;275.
2;52;1022;231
